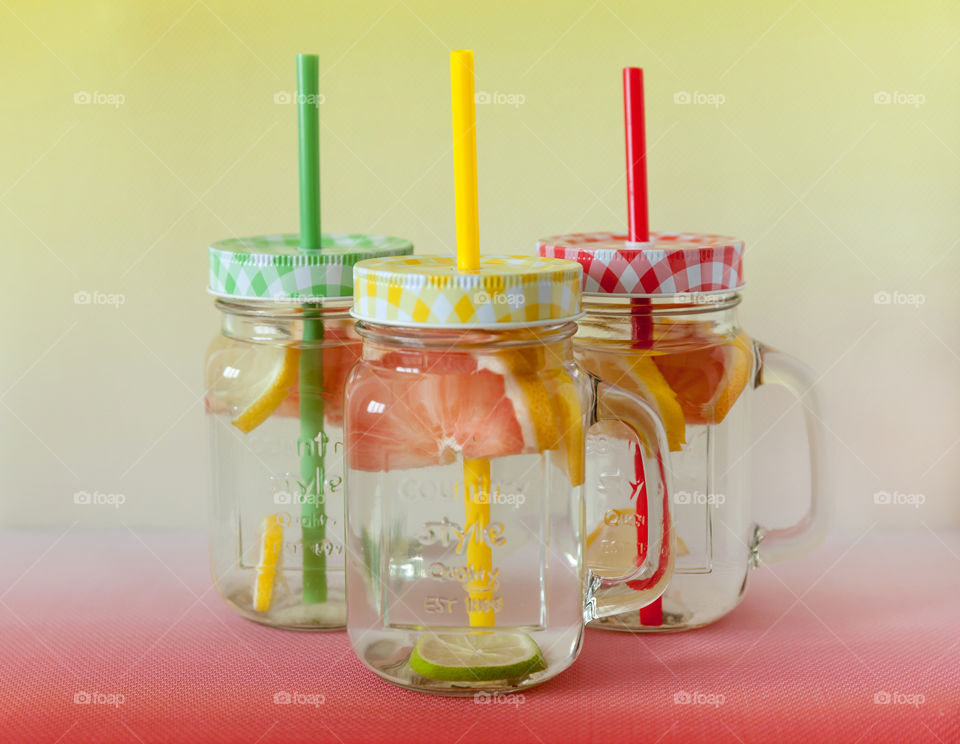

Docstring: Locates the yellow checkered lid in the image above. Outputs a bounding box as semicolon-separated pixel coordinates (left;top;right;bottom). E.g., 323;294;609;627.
351;255;583;328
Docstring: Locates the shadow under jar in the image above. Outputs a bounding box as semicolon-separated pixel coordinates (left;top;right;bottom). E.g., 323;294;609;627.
540;232;828;632
343;255;674;693
204;233;412;630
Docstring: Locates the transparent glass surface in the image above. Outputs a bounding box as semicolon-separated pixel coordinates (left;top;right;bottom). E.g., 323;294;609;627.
205;298;356;630
576;294;757;632
343;322;671;693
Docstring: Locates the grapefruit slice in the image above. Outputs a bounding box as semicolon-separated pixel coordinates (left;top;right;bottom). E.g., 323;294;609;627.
346;350;527;471
347;347;584;477
652;331;753;426
274;330;361;425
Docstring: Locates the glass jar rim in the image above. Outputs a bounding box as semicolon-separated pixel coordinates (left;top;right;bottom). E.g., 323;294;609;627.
581;290;742;316
214;296;354;319
355;319;578;349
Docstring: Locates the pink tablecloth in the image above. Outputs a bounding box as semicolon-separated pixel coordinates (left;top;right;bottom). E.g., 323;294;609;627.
0;528;956;743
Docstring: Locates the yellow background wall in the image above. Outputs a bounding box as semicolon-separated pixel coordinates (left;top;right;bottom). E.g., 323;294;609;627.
1;0;957;530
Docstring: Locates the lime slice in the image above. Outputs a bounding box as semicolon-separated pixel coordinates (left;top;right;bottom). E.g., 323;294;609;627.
205;337;300;434
409;632;546;681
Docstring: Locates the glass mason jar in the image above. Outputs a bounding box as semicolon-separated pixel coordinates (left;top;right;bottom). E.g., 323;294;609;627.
204;233;413;630
540;233;828;632
344;255;674;693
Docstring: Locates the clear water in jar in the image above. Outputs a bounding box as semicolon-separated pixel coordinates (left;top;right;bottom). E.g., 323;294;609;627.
208;414;347;629
577;326;755;631
346;450;585;694
206;332;355;630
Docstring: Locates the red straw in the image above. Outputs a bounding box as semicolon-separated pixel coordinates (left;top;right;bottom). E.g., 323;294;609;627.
623;67;649;244
623;67;653;348
623;66;662;626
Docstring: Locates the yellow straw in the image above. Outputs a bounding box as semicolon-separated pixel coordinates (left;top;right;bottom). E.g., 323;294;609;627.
464;459;494;625
450;50;480;272
451;50;492;627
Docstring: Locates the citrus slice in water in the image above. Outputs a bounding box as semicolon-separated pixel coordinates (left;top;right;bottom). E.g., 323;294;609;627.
205;338;301;434
585;508;683;586
585;507;644;577
273;329;361;425
576;348;686;451
483;349;585;486
252;514;283;612
346;348;582;478
346;350;525;471
652;331;753;426
409;632;546;681
545;369;585;487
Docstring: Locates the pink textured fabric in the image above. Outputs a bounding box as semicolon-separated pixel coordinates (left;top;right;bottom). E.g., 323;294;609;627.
0;529;956;743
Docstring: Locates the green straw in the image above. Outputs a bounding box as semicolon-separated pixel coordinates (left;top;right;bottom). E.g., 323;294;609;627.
296;53;327;604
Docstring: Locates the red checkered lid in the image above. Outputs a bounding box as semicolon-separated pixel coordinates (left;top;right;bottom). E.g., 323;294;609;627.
536;232;744;296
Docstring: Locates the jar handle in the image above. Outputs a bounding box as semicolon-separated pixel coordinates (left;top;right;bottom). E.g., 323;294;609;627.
753;342;830;564
583;375;674;621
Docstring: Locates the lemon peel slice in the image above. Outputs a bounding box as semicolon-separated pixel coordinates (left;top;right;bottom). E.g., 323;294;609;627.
230;347;301;434
576;348;686;452
253;514;283;612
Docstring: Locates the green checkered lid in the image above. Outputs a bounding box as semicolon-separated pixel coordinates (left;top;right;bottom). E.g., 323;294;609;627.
208;233;414;301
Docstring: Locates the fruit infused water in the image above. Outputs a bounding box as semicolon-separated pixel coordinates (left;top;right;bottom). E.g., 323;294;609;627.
343;256;673;692
205;234;412;629
539;64;826;631
205;55;415;630
539;234;826;632
343;50;673;693
345;319;587;688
